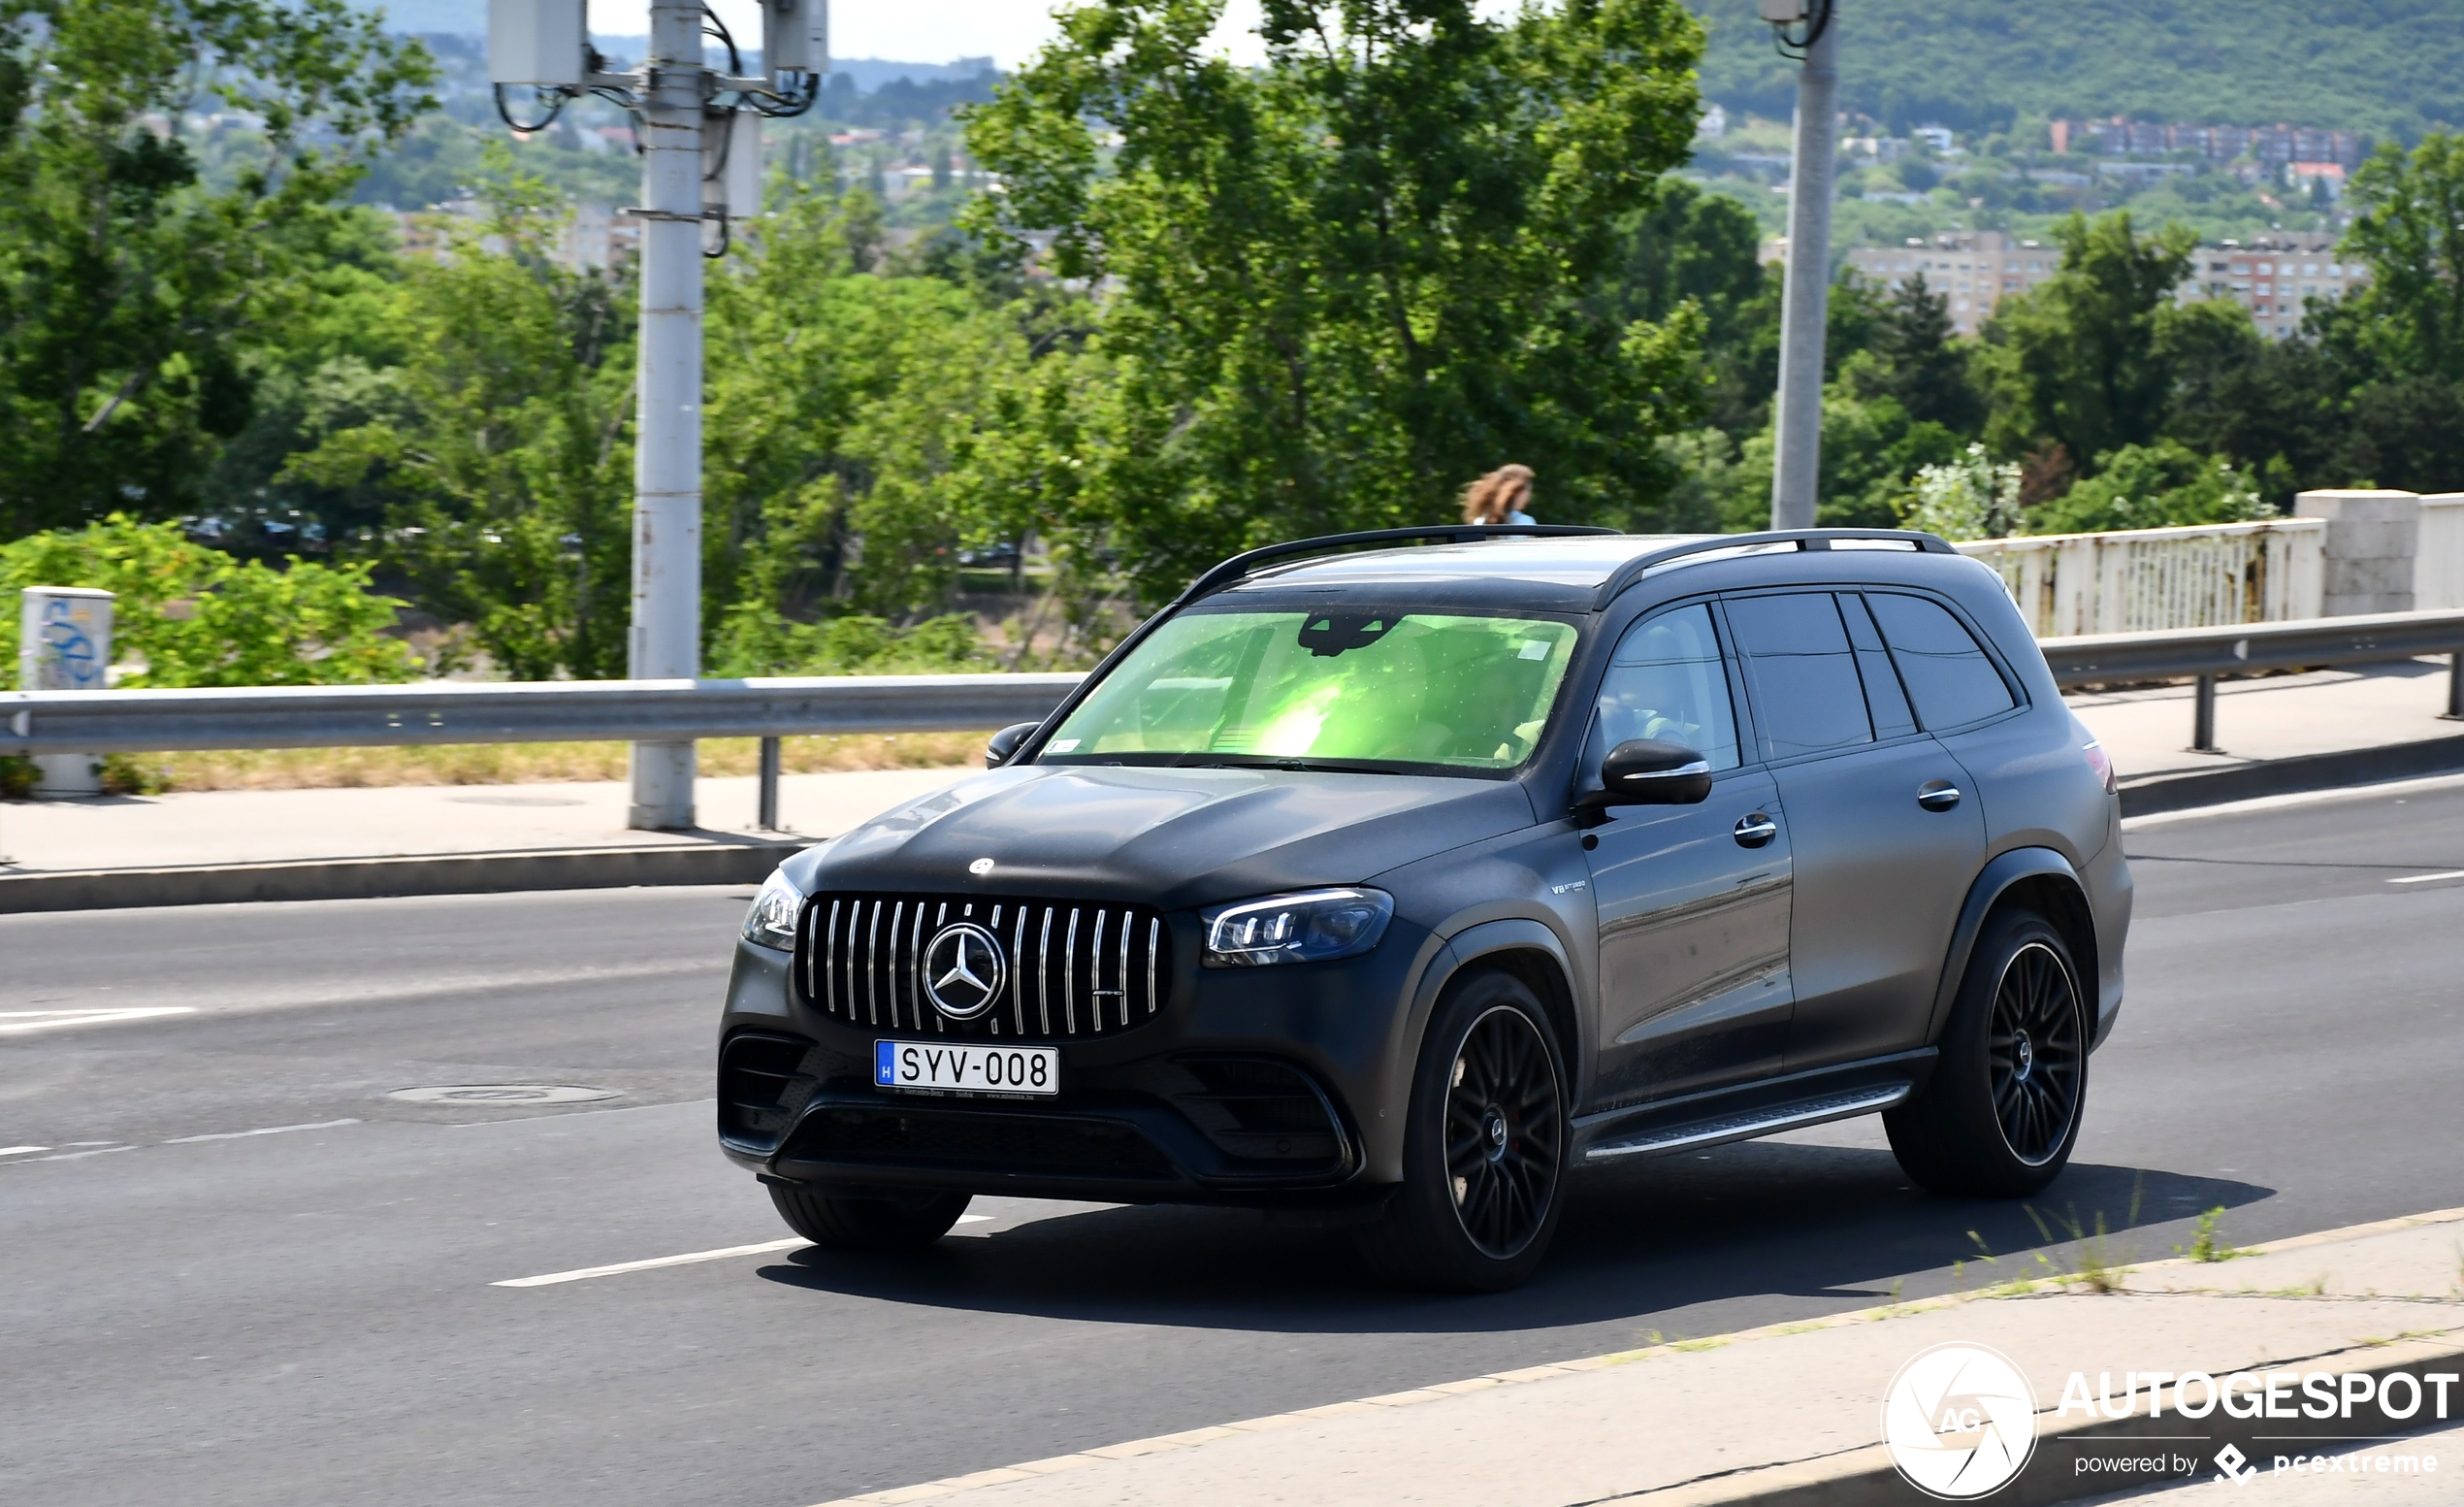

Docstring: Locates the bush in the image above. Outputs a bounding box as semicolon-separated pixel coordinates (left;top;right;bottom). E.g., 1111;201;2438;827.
705;606;992;677
2026;442;2270;535
0;515;424;688
1899;444;2023;541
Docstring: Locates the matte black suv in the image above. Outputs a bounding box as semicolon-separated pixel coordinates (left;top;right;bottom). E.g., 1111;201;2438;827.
718;527;2132;1290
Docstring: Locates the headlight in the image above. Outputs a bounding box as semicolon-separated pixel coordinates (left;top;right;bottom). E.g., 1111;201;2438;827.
742;869;804;951
1202;888;1394;967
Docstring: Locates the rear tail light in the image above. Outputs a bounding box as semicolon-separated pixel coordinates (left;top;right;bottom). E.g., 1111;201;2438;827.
2082;739;2117;796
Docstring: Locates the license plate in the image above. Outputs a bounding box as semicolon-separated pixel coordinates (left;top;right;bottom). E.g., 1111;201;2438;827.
875;1040;1059;1097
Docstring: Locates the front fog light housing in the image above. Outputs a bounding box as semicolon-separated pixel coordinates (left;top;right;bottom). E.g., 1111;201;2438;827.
1202;887;1394;967
742;869;804;951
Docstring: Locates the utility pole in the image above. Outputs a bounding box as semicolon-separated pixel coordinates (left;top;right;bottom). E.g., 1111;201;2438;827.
627;0;707;831
486;0;821;830
1765;0;1839;531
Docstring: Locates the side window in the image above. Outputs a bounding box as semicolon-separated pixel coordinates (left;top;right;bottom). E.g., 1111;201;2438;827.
1724;593;1873;761
1592;603;1742;771
1839;594;1919;738
1866;593;2019;731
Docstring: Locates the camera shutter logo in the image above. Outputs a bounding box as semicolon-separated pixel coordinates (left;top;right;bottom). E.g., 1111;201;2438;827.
1881;1342;2039;1499
921;922;1006;1020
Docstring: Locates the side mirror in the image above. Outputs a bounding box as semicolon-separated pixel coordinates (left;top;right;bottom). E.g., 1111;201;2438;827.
985;722;1043;769
1576;738;1713;812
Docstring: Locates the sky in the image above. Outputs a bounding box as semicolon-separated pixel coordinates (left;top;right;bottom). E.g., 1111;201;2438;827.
702;0;1271;70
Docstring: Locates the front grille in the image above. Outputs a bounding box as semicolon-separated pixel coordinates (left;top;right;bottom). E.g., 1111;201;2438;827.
790;1104;1177;1180
795;893;1171;1040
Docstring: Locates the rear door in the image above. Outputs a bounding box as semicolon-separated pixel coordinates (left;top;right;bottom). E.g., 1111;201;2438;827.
1580;602;1795;1107
1719;590;1986;1071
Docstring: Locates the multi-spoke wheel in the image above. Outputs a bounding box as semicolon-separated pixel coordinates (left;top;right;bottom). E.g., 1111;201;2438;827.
1987;940;2085;1166
1887;908;2089;1197
1357;969;1569;1291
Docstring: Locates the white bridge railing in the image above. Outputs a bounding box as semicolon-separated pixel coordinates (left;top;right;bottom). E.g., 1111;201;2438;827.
1957;519;2326;638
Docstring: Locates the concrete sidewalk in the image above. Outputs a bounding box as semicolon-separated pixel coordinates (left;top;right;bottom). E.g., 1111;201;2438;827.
814;1207;2464;1507
4;659;2463;908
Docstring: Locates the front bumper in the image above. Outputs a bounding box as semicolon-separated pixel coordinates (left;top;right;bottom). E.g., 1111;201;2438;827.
713;920;1431;1206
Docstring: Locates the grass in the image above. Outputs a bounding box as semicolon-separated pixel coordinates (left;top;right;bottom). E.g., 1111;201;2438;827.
68;733;988;796
2176;1207;2253;1264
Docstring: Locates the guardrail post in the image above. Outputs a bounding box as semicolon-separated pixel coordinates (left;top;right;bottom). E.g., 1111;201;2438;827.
757;736;781;831
2447;653;2464;721
2191;673;2220;752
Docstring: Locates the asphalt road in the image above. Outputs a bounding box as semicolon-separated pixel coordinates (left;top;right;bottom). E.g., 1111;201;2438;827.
7;776;2464;1506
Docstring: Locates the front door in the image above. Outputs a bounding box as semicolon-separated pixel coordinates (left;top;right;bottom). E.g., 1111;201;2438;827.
1721;590;1987;1071
1581;603;1795;1107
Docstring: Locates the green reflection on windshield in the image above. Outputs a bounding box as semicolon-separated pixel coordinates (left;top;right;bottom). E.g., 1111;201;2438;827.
1045;610;1578;771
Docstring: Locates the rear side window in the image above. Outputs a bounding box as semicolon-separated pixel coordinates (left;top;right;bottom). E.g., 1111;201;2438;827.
1723;593;1872;760
1865;593;2017;731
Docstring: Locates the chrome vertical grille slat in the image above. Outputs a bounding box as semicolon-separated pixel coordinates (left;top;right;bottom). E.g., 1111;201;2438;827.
797;892;1170;1042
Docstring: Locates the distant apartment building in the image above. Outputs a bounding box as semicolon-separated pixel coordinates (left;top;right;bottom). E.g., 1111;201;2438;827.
2048;117;2365;171
1843;231;2368;340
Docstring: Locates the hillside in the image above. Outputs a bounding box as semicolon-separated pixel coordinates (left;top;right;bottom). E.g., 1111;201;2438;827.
1696;0;2463;143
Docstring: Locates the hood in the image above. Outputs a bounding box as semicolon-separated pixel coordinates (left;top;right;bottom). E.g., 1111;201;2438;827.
790;764;1539;911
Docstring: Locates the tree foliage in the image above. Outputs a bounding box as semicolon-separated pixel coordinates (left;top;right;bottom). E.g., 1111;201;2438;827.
0;0;434;535
967;0;1713;601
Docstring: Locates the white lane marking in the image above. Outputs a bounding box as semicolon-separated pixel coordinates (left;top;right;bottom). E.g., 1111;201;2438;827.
496;1217;997;1288
15;1146;131;1163
163;1119;361;1144
0;1007;198;1036
2388;869;2464;885
0;1145;51;1157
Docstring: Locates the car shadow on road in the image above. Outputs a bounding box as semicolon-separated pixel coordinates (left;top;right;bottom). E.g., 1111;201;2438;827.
755;1140;2270;1338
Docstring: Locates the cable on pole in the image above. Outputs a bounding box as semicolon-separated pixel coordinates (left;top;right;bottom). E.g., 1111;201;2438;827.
493;82;572;133
1768;0;1835;62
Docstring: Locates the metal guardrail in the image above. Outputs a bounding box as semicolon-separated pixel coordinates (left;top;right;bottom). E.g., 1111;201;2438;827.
1;673;1087;831
2039;608;2464;750
8;609;2464;804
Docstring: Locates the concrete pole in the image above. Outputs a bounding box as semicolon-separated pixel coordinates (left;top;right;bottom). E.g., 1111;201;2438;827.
628;0;705;830
1768;3;1840;532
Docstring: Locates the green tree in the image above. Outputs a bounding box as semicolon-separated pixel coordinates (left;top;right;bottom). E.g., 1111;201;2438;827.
2026;440;2269;534
1845;273;1986;436
2329;134;2464;383
281;151;636;680
1977;212;2197;475
0;0;434;534
966;0;1711;600
702;183;1059;669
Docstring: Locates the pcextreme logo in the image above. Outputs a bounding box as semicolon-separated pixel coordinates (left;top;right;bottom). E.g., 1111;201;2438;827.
1881;1342;2040;1499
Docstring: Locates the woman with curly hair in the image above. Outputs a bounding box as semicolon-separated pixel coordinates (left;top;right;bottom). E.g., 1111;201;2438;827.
1459;464;1537;526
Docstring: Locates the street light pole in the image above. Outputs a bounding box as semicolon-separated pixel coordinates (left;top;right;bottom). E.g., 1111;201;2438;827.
1767;0;1839;532
626;0;706;832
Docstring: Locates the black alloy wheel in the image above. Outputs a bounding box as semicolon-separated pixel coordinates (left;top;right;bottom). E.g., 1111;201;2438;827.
1885;907;2089;1198
1444;1005;1565;1259
1356;968;1570;1292
1988;940;2085;1166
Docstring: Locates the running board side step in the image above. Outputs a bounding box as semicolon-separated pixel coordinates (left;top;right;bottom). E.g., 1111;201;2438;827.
1579;1084;1912;1163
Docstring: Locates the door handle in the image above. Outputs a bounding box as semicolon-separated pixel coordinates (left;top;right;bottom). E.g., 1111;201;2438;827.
1917;780;1961;811
1733;812;1778;848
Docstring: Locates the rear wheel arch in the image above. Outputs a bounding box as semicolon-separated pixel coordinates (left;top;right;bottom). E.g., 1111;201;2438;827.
1927;849;2097;1047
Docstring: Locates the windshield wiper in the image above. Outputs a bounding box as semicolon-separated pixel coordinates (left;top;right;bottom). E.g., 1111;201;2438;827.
1169;754;1401;774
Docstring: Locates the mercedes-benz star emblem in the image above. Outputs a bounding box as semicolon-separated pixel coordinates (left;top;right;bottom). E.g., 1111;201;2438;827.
921;921;1006;1020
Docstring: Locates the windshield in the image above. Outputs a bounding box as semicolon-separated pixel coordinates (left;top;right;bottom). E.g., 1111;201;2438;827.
1040;607;1581;774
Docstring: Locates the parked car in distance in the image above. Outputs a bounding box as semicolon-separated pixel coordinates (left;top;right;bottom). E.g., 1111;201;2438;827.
719;527;2132;1291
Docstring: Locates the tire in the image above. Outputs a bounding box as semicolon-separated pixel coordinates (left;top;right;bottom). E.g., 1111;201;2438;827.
1355;968;1570;1293
767;1183;973;1251
1886;907;2089;1198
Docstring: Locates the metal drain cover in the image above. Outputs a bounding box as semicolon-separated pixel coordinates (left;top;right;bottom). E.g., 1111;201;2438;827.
387;1085;619;1105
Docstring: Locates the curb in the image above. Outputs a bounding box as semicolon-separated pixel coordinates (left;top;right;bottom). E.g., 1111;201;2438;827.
2119;731;2464;816
0;840;807;913
805;1206;2464;1507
